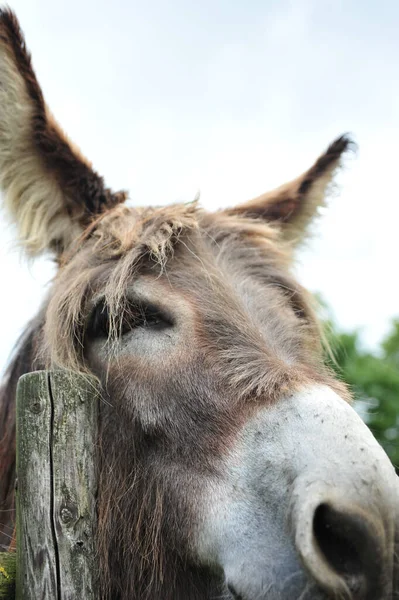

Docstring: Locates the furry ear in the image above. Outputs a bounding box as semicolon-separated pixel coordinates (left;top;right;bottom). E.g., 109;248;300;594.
225;136;353;243
0;9;126;256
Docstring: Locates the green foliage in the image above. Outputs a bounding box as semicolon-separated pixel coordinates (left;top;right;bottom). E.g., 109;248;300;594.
0;553;15;599
324;313;399;471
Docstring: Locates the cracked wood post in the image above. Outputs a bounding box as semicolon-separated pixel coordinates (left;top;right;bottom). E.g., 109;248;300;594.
16;371;99;600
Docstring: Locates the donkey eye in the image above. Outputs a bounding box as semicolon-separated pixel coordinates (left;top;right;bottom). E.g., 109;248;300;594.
136;304;171;330
88;301;171;338
88;301;110;338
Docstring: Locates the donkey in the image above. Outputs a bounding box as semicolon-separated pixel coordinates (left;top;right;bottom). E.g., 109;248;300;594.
0;9;398;600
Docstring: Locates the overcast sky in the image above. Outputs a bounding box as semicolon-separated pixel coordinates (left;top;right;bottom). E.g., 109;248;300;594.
1;0;398;374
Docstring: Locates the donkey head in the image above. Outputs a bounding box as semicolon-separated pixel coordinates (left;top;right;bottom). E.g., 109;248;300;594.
1;10;398;600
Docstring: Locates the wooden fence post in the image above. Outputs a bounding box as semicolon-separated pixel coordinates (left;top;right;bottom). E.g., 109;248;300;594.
16;371;99;599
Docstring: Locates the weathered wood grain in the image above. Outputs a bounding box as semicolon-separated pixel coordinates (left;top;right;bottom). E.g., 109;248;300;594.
16;371;57;600
16;371;99;600
49;371;99;600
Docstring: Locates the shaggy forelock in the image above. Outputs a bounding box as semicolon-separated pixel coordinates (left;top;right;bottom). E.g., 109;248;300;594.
43;202;200;370
43;200;331;389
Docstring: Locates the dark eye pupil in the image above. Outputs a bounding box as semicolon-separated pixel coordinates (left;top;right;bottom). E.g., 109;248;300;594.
89;302;109;337
145;313;162;326
141;307;165;329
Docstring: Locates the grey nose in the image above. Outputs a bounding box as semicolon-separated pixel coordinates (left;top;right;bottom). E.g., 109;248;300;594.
296;500;390;599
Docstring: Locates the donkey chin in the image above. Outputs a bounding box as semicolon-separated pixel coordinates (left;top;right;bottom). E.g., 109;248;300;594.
197;386;399;600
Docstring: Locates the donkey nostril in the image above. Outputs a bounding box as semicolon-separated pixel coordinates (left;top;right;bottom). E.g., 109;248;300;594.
312;503;384;599
313;503;362;577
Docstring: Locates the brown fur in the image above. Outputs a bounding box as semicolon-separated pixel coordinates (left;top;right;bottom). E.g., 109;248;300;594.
1;203;348;598
0;9;354;599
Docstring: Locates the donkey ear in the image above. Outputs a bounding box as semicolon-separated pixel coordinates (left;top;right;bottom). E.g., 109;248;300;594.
225;136;353;243
0;9;126;256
